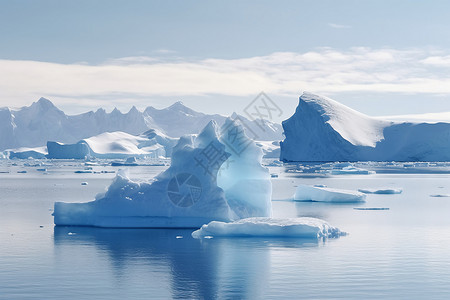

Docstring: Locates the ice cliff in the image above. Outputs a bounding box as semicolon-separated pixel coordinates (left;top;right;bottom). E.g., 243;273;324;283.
280;92;450;162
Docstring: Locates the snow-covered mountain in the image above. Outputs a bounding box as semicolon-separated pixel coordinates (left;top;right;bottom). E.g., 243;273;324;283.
280;92;450;162
0;98;283;151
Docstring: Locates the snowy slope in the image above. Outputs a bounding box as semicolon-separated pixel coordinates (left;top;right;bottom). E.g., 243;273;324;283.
280;92;450;162
378;111;450;123
0;98;283;151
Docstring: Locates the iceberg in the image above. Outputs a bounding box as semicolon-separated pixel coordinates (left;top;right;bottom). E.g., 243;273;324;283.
53;119;272;228
330;166;375;175
47;130;176;159
191;217;344;239
358;188;402;194
280;92;450;162
5;146;48;159
294;184;366;203
217;118;273;219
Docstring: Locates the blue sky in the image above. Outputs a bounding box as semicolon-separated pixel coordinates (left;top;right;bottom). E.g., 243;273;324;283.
1;0;450;121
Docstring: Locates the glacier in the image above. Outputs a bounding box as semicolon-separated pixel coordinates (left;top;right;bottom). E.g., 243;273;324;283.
53;118;273;228
280;92;450;162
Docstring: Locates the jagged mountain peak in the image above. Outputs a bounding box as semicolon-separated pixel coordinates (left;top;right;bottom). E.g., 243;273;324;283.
0;97;284;151
32;97;59;111
128;105;140;114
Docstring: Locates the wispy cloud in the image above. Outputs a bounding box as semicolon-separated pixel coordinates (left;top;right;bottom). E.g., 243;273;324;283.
1;47;450;110
328;23;351;29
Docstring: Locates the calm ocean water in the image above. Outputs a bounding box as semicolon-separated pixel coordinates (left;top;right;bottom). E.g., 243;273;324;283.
1;161;450;299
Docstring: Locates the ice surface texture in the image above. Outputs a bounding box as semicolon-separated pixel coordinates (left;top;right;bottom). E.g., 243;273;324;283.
280;92;450;162
53;119;272;228
192;217;344;239
294;184;366;203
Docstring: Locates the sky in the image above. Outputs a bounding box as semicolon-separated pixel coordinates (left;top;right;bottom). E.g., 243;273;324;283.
1;0;450;122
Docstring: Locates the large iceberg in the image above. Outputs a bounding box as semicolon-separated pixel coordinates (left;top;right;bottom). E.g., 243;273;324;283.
53;119;272;228
294;184;366;203
5;146;48;159
47;130;176;159
280;92;450;162
191;217;344;239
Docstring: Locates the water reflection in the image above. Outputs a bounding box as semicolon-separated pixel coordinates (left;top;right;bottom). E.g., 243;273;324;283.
54;227;320;299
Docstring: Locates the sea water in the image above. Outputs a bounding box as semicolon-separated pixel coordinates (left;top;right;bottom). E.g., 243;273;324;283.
1;160;450;299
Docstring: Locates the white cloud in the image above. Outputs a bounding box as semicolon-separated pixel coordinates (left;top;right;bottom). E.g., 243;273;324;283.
328;23;351;29
421;55;450;67
1;47;450;110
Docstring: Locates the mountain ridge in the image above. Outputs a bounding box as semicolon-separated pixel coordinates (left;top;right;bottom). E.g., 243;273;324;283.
0;98;283;151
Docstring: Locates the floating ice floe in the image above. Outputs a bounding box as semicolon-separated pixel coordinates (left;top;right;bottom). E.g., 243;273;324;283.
353;207;389;210
192;217;345;239
294;184;366;203
331;166;375;175
53;118;272;228
358;188;402;194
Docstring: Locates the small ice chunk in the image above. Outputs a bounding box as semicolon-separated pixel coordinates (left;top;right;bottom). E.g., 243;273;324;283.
294;184;366;203
175;235;183;239
331;166;375;175
314;184;327;188
192;217;345;239
430;194;450;198
353;207;389;210
125;157;137;164
81;182;88;186
358;188;402;194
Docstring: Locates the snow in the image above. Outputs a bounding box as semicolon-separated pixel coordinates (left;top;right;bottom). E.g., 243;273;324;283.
0;98;282;151
280;92;450;162
299;92;388;147
47;130;175;159
53;119;273;228
358;188;402;194
379;111;450;123
191;217;344;239
294;184;366;203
